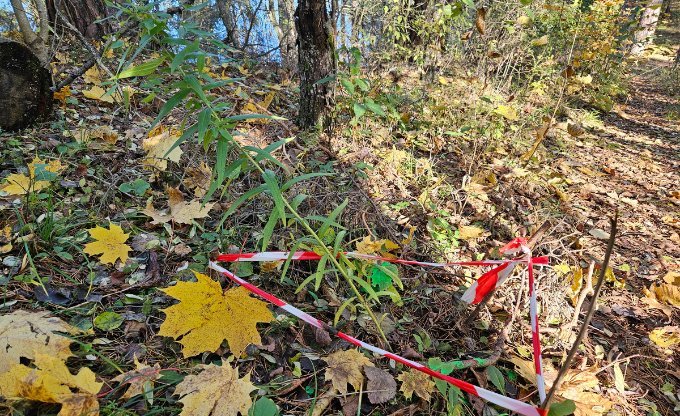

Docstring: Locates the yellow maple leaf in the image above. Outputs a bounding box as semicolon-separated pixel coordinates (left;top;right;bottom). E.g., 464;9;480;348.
175;361;256;416
0;173;48;195
458;225;485;240
158;271;273;357
0;353;102;416
82;85;117;104
494;105;519;121
397;369;435;401
322;349;374;395
142;125;184;172
112;357;161;403
28;157;65;177
83;66;102;85
0;310;78;373
143;187;215;225
83;223;131;265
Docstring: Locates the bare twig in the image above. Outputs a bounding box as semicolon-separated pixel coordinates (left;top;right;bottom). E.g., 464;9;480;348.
542;212;618;409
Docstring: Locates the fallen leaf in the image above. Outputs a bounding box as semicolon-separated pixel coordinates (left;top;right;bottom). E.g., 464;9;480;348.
53;86;71;104
83;66;102;85
82;85;117;104
0;310;77;373
112;358;161;402
142;125;184;172
365;366;397;404
174;361;256;416
0;173;48;195
567;123;584;137
143;187;215;225
649;326;680;351
531;35;549;47
494;105;518;121
458;225;484;240
83;223;131;265
355;236;399;255
183;162;212;198
647;283;680;307
0;353;102;416
588;228;610;240
158;271;273;357
398;369;435;401
323;349;374;394
72;125;119;145
663;271;680;285
475;7;486;34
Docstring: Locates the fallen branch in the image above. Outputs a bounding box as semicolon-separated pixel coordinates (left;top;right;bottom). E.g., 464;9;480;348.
542;213;618;409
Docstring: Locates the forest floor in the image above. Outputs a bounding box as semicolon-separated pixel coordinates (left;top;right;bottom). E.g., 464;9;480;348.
0;8;679;416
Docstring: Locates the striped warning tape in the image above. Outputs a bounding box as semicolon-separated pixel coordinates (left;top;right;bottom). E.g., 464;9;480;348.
210;237;548;415
208;261;546;416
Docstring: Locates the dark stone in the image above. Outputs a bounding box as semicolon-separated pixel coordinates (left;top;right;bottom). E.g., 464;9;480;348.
0;38;53;131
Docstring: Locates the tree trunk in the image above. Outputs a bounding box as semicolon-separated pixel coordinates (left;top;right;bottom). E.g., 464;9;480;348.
216;0;241;48
631;0;664;54
10;0;50;64
0;38;53;131
295;0;335;129
267;0;297;70
47;0;112;39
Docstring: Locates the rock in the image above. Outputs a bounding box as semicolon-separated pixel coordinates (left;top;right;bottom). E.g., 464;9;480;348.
0;39;53;131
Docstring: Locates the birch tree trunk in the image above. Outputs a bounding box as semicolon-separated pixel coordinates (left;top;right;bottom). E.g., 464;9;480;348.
631;0;664;55
10;0;50;64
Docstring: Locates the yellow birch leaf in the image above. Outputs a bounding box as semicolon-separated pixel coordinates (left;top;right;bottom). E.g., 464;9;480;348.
142;125;183;172
323;349;374;395
175;361;256;416
158;272;273;357
143;187;215;225
397;369;435;401
0;353;102;416
458;225;484;240
649;326;680;351
83;223;131;265
0;310;77;373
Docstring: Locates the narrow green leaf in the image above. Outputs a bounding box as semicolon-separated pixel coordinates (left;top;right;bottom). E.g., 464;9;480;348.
114;56;166;79
485;366;505;394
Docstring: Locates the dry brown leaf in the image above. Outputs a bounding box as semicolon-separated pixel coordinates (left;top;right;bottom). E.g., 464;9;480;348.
143;188;215;225
112;358;161;402
647;283;680;307
567;122;585;137
397;369;435;401
475;7;486;34
174;361;256;416
365;366;397;404
323;349;374;394
0;310;77;373
183;162;212;198
663;271;680;285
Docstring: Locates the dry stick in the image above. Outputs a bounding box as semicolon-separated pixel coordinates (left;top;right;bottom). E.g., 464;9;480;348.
542;213;618;410
463;221;551;328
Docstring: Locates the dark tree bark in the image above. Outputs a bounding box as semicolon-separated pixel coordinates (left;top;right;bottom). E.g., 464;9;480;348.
295;0;335;129
217;0;241;48
0;39;53;131
47;0;112;39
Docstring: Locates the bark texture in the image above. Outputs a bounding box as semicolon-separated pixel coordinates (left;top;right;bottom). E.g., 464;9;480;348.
631;0;664;54
295;0;335;129
47;0;112;39
10;0;50;64
0;39;53;131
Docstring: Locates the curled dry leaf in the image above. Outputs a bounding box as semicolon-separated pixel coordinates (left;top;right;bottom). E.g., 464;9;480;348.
0;310;78;373
83;223;131;265
0;353;102;416
475;7;486;34
323;349;374;395
397;369;435;401
158;271;273;357
365;366;397;404
144;187;215;225
112;358;162;402
175;361;256;416
182;161;212;198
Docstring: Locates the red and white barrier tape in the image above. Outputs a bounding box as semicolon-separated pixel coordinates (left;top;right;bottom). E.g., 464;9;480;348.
208;261;547;416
